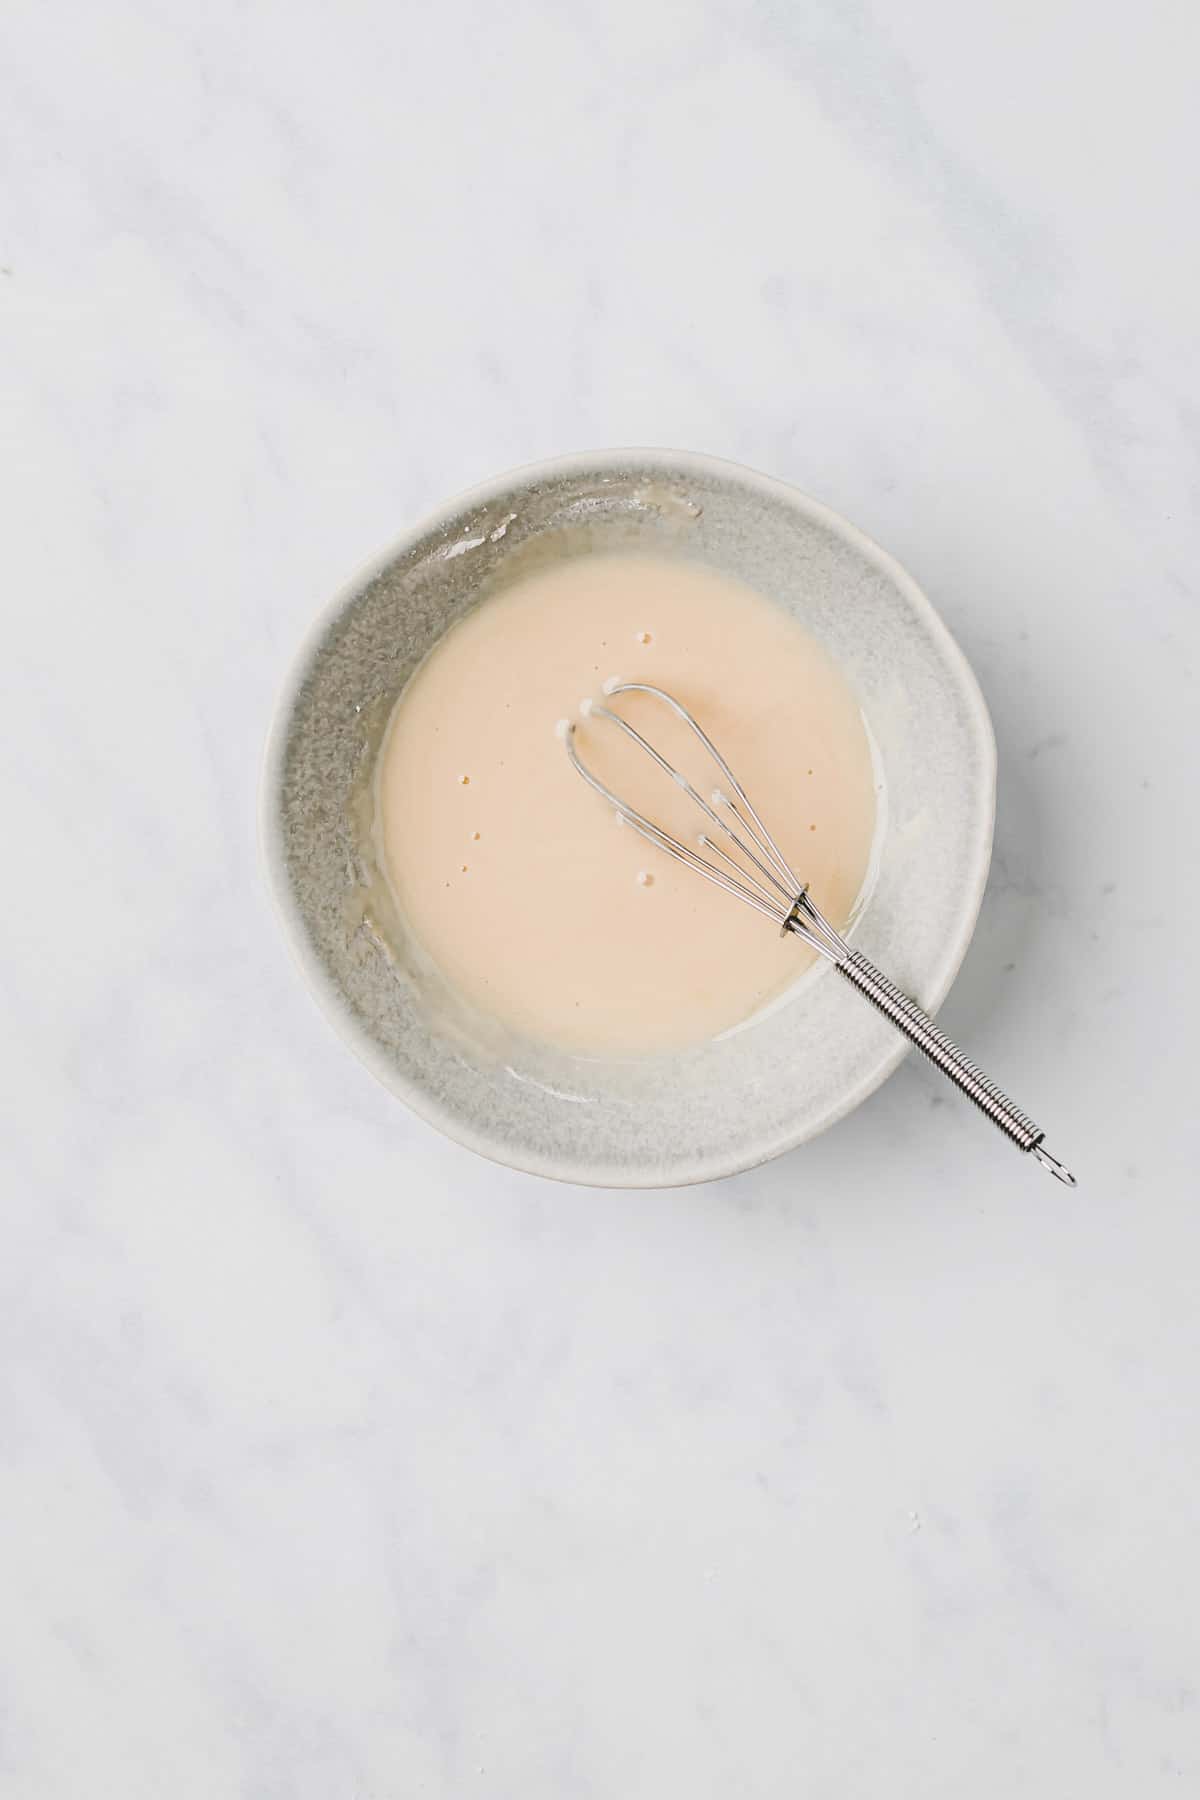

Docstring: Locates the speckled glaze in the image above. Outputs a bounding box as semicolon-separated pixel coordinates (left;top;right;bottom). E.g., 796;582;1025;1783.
262;450;995;1186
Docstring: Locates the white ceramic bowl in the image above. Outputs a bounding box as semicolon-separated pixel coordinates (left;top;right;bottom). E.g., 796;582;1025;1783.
262;450;995;1186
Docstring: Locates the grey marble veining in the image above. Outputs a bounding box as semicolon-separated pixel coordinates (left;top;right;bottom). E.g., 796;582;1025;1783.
2;1;1197;1794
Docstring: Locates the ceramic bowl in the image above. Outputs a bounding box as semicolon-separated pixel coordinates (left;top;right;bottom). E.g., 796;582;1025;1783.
262;450;995;1186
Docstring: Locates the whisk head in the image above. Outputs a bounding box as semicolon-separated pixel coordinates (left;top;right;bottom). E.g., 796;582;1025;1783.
561;682;851;963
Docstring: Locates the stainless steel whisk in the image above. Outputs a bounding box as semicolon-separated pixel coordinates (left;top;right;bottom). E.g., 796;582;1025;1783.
562;681;1075;1185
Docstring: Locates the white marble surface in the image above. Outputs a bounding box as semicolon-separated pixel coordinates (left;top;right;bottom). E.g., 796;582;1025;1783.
3;1;1198;1792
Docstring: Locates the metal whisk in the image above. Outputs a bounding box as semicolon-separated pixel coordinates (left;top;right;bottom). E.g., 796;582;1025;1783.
562;681;1075;1186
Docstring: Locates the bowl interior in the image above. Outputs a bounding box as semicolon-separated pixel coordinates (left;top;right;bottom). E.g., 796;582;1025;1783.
264;451;995;1185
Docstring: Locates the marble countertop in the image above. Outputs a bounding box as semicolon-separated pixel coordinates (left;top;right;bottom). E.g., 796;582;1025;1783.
4;2;1197;1793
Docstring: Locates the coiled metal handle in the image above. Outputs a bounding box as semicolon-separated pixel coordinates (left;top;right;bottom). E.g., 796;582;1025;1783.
837;950;1075;1184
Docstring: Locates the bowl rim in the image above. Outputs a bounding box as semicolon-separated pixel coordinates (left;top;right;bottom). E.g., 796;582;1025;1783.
260;447;997;1187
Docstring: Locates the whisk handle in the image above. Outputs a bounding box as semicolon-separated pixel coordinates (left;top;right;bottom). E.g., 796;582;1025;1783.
837;950;1075;1185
